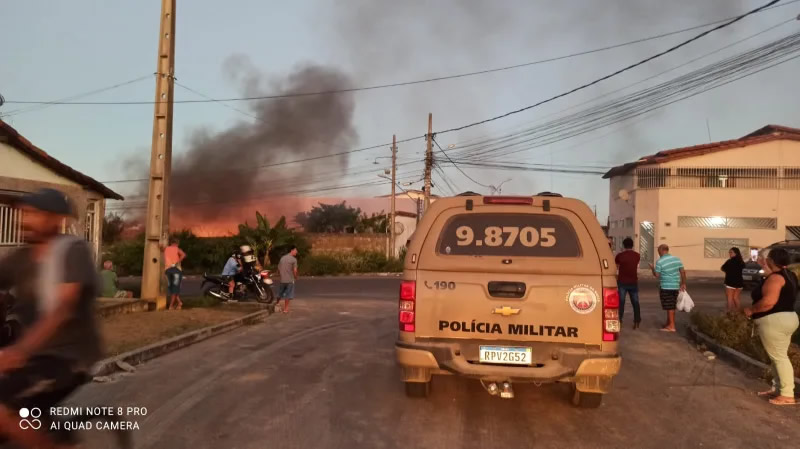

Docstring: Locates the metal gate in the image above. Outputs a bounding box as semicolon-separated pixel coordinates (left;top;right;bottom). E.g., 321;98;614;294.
639;222;654;269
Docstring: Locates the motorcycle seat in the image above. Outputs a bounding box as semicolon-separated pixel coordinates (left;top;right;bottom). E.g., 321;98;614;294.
203;273;232;282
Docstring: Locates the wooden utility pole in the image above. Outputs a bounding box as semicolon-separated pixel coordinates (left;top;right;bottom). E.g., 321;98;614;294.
141;0;177;303
390;134;397;258
424;113;433;212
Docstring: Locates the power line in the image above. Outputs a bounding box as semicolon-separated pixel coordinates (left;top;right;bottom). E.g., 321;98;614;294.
0;74;154;117
4;0;796;107
447;16;796;151
98;137;424;184
433;0;783;137
444;27;800;162
431;137;492;189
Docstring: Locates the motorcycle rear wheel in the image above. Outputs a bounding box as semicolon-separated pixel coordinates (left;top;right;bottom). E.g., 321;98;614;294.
256;286;275;304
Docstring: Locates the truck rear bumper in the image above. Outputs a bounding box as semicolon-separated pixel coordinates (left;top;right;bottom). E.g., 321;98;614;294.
396;341;621;391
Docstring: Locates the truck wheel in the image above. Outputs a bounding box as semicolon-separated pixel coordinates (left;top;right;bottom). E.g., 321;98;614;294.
571;385;603;408
404;381;431;398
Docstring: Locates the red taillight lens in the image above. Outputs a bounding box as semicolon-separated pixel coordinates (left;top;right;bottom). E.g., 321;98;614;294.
483;196;534;205
400;281;416;301
602;287;619;342
399;281;416;332
603;288;620;308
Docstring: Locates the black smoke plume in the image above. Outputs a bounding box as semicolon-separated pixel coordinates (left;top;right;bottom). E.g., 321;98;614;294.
138;56;358;219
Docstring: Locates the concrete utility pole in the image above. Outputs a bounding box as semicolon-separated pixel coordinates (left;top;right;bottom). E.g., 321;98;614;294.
424;113;433;213
141;0;177;303
390;134;397;259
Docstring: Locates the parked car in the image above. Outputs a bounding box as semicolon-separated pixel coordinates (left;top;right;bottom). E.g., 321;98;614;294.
743;241;800;290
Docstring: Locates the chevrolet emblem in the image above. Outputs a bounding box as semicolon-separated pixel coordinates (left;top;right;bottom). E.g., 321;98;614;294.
492;306;521;317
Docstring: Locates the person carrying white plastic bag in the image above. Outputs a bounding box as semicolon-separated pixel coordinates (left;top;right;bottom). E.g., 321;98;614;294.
677;290;695;312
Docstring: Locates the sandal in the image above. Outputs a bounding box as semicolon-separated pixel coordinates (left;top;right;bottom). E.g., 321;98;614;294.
768;396;797;406
660;327;676;332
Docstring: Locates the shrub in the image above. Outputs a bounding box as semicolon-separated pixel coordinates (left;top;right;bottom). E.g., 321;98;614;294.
298;254;349;276
691;310;800;378
103;235;145;276
297;251;404;276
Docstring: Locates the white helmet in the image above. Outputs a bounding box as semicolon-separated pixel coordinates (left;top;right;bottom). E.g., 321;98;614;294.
240;245;256;263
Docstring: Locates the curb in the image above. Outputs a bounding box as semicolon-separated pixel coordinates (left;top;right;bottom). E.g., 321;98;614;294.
687;325;800;392
93;309;271;377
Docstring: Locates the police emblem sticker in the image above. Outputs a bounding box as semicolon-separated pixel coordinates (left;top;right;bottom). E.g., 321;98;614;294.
566;285;598;315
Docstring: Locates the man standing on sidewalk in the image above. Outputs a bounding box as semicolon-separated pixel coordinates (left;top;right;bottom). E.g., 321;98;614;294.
649;244;687;332
616;238;641;329
277;246;299;314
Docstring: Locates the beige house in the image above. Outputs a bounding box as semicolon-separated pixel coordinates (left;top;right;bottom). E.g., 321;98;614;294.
0;119;123;261
604;125;800;271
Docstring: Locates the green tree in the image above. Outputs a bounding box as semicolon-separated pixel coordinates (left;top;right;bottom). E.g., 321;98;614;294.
356;212;389;234
296;201;361;233
102;213;127;245
238;212;309;265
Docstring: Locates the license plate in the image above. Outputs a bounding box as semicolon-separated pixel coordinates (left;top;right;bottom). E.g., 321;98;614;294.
743;275;752;281
479;346;532;365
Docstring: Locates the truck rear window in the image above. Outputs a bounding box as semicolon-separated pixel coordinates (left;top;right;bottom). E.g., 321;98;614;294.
436;213;582;257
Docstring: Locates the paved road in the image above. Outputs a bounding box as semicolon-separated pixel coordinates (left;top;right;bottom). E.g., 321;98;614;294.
119;275;401;300
74;278;799;448
120;275;729;310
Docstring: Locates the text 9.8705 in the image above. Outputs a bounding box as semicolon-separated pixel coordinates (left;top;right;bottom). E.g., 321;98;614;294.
455;226;557;248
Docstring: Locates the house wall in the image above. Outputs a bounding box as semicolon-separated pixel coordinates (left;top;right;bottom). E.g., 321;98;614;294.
607;174;636;252
610;139;800;271
306;233;388;255
0;142;81;187
393;215;417;258
0;143;107;264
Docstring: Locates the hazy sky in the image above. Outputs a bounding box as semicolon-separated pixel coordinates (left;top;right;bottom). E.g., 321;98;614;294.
2;0;799;220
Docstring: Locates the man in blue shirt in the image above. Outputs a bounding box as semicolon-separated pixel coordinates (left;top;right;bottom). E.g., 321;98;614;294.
649;244;686;332
222;253;241;299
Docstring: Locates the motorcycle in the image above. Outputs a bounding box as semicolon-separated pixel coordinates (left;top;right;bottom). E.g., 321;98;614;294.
201;268;275;304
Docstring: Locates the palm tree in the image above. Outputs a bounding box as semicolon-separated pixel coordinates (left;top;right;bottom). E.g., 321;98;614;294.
237;212;292;267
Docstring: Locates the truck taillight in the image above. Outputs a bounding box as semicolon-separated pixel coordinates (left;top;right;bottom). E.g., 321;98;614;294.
483;196;533;205
399;281;416;332
602;287;620;342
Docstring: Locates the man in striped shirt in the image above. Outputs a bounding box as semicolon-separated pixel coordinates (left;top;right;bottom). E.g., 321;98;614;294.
649;244;686;332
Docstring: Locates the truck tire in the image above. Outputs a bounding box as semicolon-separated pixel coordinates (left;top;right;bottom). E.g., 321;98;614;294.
404;381;431;398
571;385;603;408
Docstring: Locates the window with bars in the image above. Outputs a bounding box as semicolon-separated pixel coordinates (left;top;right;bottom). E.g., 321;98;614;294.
635;166;799;190
679;216;777;229
705;238;748;259
0;205;24;246
636;167;669;189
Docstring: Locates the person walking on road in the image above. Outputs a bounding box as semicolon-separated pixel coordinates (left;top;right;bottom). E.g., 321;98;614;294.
163;238;186;310
0;188;104;449
615;237;641;329
277;246;299;314
721;247;746;312
744;248;798;406
649;244;686;332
